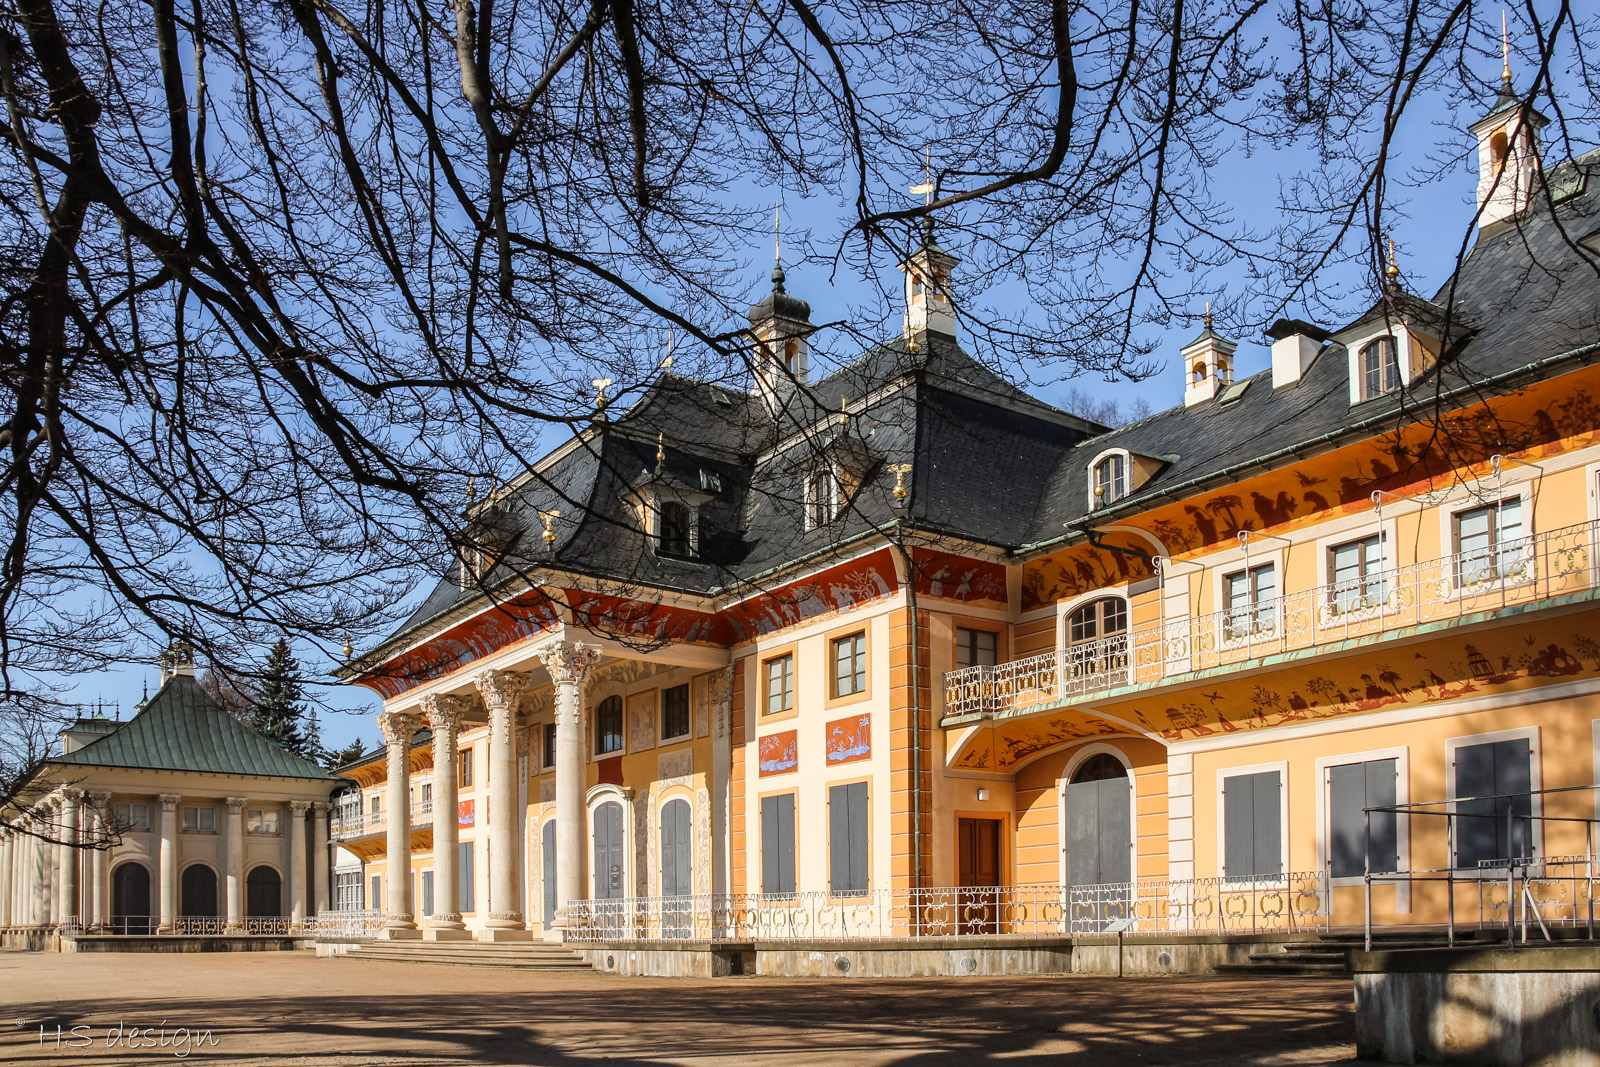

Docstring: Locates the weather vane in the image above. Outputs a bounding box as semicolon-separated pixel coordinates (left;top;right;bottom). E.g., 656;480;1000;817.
908;146;934;206
592;377;613;411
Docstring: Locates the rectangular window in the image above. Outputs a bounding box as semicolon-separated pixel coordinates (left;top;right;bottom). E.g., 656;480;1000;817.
370;875;381;911
1222;770;1282;880
543;722;556;770
806;469;837;529
831;632;867;698
1329;535;1388;613
458;748;474;789
761;794;797;897
420;782;432;807
421;870;434;918
1454;738;1534;869
764;654;795;716
370;795;381;818
1454;498;1526;586
595;696;624;754
955;627;998;669
247;809;281;835
661;684;691;740
828;782;869;896
1224;563;1277;638
113;803;150;831
334;871;363;911
181;805;217;833
1329;759;1399;878
459;841;476;911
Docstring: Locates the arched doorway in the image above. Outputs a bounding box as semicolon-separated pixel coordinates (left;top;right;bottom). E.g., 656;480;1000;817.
246;865;282;917
181;864;219;918
592;801;624;899
1065;752;1133;929
111;862;152;934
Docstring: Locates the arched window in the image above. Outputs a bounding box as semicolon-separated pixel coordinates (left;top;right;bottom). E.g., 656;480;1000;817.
659;501;691;556
1093;454;1127;506
783;338;799;373
1069;597;1128;646
806;468;837;529
1072;752;1129;784
1490;128;1509;168
1192;361;1207;385
595;695;624;755
1066;597;1130;683
1361;337;1401;399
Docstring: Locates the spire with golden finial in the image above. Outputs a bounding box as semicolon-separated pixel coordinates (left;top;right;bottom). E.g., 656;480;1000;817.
838;394;849;426
465;475;476;504
1502;10;1512;88
656;432;665;465
342;633;353;659
1386;238;1401;287
1204;300;1212;329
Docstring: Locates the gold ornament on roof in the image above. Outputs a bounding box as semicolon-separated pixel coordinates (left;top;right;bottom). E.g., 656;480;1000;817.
592;377;613;410
342;633;353;659
888;463;913;500
1386;239;1400;283
539;509;561;544
656;433;665;465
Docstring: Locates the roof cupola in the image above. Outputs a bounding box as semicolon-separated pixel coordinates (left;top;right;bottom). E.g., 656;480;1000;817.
898;218;959;340
1181;305;1237;408
747;212;815;415
1468;22;1548;233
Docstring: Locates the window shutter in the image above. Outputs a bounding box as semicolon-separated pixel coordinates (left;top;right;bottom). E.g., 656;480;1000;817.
847;783;869;893
1254;771;1282;878
1366;759;1399;874
829;785;849;895
778;794;796;895
1455;742;1498;868
1222;775;1248;879
459;841;475;911
421;870;434;917
542;821;557;923
761;797;780;894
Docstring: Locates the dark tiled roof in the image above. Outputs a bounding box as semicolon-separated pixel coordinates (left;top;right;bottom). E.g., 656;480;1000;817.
368;147;1600;657
52;673;340;781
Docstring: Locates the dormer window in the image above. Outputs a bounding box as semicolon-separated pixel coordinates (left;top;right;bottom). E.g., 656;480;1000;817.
805;468;838;529
1361;337;1401;399
1094;454;1127;506
659;501;691;556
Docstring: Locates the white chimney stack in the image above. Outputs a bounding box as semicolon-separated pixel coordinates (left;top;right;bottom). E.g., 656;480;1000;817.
1267;319;1329;390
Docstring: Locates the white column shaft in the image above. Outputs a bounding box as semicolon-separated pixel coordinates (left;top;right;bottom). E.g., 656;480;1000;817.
288;802;309;923
312;804;331;917
425;696;466;936
59;794;80;924
157;795;180;933
377;711;419;936
225;799;245;927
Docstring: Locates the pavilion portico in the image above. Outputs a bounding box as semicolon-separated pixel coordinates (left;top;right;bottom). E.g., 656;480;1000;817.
367;631;731;942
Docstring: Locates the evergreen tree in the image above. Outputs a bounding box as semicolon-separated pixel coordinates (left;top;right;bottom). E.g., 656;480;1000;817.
250;639;320;762
324;739;368;768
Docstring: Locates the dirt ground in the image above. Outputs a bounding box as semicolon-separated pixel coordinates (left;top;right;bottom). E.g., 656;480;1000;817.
0;949;1356;1066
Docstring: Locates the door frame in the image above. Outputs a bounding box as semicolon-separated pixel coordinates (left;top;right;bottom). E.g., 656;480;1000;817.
657;793;694;898
585;783;634;899
1058;743;1137;887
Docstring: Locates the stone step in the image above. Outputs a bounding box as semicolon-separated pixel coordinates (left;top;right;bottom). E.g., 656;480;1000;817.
1213;961;1348;977
341;941;594;972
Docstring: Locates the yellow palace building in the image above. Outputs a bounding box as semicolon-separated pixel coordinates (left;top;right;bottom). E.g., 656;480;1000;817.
334;76;1600;973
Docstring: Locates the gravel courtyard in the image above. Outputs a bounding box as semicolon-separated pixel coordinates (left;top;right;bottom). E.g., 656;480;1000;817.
1;950;1355;1065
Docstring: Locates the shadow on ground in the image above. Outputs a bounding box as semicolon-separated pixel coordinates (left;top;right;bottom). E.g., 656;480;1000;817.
4;959;1355;1066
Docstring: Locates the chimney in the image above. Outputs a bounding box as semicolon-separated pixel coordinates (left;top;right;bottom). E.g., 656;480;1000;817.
1267;319;1330;390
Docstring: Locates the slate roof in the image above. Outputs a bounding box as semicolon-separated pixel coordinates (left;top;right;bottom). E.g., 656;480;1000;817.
51;673;340;781
365;144;1600;660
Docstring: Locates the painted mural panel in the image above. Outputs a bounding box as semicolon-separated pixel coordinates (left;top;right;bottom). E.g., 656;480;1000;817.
360;593;560;698
724;549;899;640
458;799;474;827
911;549;1007;605
757;730;798;777
825;714;872;765
1021;534;1156;613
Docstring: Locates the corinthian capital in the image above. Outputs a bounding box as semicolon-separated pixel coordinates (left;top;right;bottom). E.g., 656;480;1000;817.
474;668;529;713
377;710;420;747
420;692;471;735
536;641;603;686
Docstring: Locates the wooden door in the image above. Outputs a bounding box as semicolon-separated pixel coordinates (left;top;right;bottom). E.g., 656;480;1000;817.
593;801;625;899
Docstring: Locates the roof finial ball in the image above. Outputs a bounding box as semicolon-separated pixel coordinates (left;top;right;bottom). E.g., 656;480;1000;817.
1386;238;1401;288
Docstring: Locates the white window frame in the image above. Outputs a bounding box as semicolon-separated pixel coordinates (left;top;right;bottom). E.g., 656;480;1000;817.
1436;487;1535;596
1215;556;1283;650
1215;760;1290;886
246;808;282;836
804;466;839;530
181;805;218;834
1444;725;1542;878
652;790;696;899
1085;447;1133;509
1313;746;1411;912
1056;590;1133;652
113;802;151;832
1342;326;1423;405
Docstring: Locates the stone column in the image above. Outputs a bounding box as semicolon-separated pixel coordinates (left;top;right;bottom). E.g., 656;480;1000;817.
536;642;602;937
377;710;421;938
58;791;82;927
423;694;470;940
0;830;12;928
224;798;246;929
156;794;180;933
287;801;310;925
42;799;59;928
87;792;112;931
476;669;531;941
311;802;331;917
709;665;734;897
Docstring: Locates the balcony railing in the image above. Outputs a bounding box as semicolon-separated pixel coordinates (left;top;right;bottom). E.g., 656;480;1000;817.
330;798;434;841
565;873;1330;943
946;518;1599;718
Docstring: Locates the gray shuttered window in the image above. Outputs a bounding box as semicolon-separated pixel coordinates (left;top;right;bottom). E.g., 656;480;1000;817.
459;841;475;911
1223;771;1282;880
761;794;797;896
421;870;434;917
541;820;557;924
829;783;869;896
1329;759;1398;878
1454;738;1534;868
370;874;381;913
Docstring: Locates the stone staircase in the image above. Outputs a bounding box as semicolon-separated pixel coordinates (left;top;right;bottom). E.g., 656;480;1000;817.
1213;931;1456;977
337;939;596;972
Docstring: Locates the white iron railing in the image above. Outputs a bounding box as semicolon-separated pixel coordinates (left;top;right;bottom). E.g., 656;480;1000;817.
331;799;434;841
946;519;1598;717
307;910;387;938
565;873;1329;943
